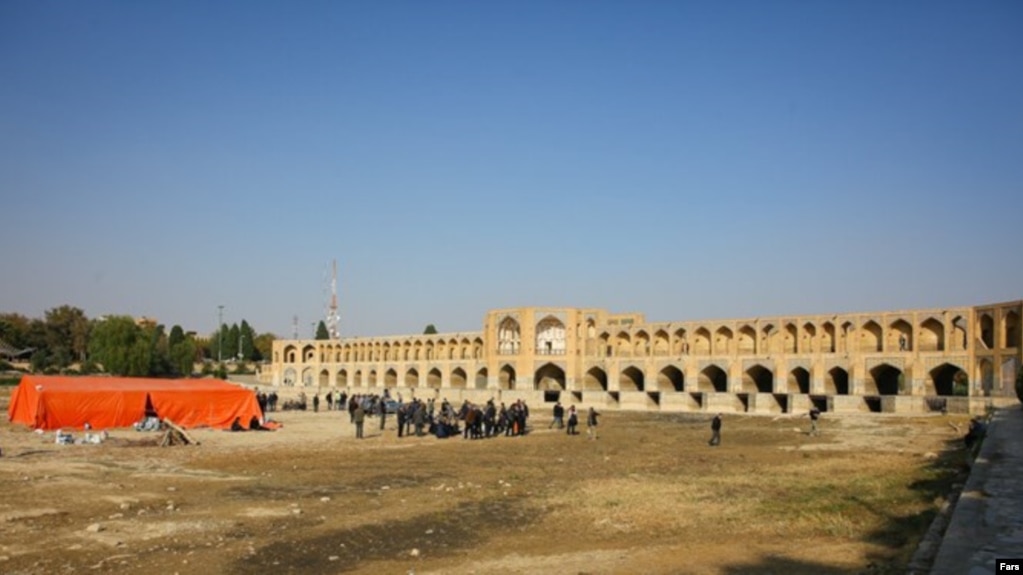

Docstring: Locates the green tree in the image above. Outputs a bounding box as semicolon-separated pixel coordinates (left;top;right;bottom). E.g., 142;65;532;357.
315;321;330;340
44;305;90;363
30;349;48;373
169;337;197;377
168;325;186;348
89;316;144;376
226;323;240;360
253;332;275;362
423;324;438;335
0;313;33;350
239;320;256;360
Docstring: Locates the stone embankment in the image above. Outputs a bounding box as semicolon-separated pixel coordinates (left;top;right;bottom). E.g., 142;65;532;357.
928;404;1023;575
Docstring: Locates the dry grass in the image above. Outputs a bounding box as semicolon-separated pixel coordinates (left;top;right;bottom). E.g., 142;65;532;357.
0;393;969;575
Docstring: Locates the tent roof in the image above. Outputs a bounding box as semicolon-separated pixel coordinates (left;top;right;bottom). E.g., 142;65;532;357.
8;375;262;430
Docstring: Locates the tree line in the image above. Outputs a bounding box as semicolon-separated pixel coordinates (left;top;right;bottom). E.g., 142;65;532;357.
0;305;276;378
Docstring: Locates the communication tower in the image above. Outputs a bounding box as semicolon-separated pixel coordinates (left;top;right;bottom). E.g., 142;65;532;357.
326;259;340;339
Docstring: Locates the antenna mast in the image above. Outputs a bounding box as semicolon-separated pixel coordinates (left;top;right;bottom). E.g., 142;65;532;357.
292;315;299;340
327;259;340;339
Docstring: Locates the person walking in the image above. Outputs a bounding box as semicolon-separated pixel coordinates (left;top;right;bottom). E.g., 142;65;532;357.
709;413;722;446
550;402;565;429
586;407;600;440
809;406;821;436
354;404;366;439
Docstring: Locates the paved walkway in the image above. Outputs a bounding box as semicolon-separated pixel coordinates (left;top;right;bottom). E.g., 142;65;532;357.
931;403;1023;575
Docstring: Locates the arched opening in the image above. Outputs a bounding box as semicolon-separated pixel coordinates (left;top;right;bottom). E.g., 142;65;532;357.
714;327;733;355
928;363;966;396
283;367;297;386
1004;310;1020;348
822;322;836;353
385;368;398;388
738;326;756;355
598;333;611;357
952;316;968;351
788;367;811;394
405;368;419;388
868;364;902;395
319;369;329;387
450;368;467;389
824;367;848;395
634;330;650;357
615;332;632;357
336;369;348;388
657;365;685;392
475;367;488;389
890;319;912;351
693;328;711;355
784;324;797;354
980;314;994;349
499;365;516;390
352;370;362;387
536;316;566;355
283;345;297;363
919;318;945;352
672;328;688;355
861;321;882;352
762;324;777;354
302;345;315;362
368;369;378;388
620;366;645;392
498;317;521;354
583;367;608;391
802;323;817;354
743;365;773;393
698;365;728;393
653;330;670;356
427;368;442;389
534;363;566;390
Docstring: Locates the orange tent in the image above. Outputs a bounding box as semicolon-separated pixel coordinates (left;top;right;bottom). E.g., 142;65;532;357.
7;375;263;430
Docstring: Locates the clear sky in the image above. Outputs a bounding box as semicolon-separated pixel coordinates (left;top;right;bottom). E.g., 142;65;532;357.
1;1;1021;338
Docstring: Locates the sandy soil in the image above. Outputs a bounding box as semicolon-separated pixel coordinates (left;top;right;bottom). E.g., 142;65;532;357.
0;389;971;575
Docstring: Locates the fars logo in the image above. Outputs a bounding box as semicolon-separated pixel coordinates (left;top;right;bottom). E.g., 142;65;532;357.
999;559;1023;572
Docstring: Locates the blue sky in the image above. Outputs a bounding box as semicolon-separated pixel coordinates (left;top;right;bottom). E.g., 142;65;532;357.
1;1;1021;338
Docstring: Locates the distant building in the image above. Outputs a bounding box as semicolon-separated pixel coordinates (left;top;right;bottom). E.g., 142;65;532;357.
269;301;1022;415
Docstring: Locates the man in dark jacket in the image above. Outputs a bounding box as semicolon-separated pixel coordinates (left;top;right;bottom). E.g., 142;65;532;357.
709;414;722;446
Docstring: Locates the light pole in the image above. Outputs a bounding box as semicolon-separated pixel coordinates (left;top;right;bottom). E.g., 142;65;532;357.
217;305;225;364
238;334;244;362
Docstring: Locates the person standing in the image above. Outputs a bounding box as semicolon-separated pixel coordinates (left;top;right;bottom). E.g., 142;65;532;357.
550;402;565;429
809;406;821;436
709;413;722;446
354;404;366;439
396;403;407;438
566;406;579;435
313;394;320;413
586;407;600;440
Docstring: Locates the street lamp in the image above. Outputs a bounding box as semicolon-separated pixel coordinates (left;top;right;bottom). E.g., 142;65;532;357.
217;305;225;364
238;334;244;362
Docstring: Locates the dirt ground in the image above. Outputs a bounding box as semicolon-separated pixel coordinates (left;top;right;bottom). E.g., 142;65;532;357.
0;388;972;575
